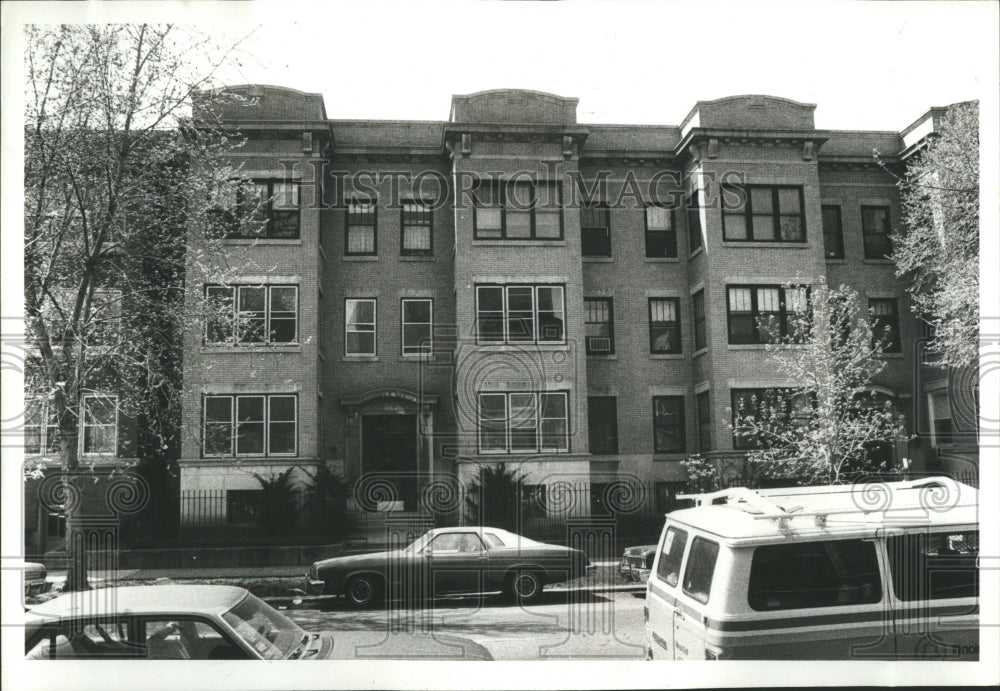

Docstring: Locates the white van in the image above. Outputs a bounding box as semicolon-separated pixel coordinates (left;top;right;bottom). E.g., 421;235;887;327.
645;477;979;660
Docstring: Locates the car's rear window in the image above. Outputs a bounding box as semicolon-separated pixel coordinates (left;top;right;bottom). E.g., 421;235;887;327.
748;539;882;611
484;533;504;547
656;526;688;587
887;530;978;601
682;537;719;604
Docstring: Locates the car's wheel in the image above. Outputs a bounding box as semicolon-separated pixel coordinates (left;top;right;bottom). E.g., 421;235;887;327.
505;570;544;605
345;574;382;608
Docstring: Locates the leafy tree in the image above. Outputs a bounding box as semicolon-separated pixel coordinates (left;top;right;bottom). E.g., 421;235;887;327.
250;468;301;536
302;464;351;540
729;278;910;485
23;24;255;590
893;102;979;370
680;454;722;494
464;463;526;532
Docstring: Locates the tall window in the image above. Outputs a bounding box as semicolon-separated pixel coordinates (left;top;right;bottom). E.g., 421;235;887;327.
401;200;433;255
696;390;711;452
24;398;60;456
346;198;377;255
476;284;565;344
212;180;300;239
722;185;805;242
653;396;686;453
687;189;702;253
822;205;844;259
587;396;618;455
202;394;297;457
648;298;681;354
81;394;117;456
477;392;569;454
928;390;953;447
473;179;563;240
581;202;611;257
869;298;901;352
401;299;433;355
726;285;810;344
584;298;614;354
645;205;677;258
205;285;298;345
861;205;893;259
345;298;377;355
692;290;706;351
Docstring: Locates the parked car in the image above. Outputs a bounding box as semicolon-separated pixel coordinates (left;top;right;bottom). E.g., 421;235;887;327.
19;560;52;598
25;584;492;660
618;545;657;584
308;526;594;607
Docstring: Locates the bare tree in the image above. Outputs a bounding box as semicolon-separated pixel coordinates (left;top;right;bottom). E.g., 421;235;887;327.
729;278;910;485
893;102;979;370
23;24;258;590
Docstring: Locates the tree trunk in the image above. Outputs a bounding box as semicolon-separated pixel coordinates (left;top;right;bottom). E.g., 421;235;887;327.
59;413;90;592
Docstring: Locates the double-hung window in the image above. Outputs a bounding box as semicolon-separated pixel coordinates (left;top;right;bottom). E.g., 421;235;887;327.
81;394;118;456
722;185;805;242
584;298;614;354
205;285;298;345
401;200;433;255
648;298;681;354
726;285;810;344
696;390;711;452
476;285;565;344
24;398;61;456
473;179;563;240
345;298;377;355
822;205;845;259
653;396;686;453
213;180;300;239
862;205;893;259
869;298;901;353
346;198;377;255
202;394;297;457
401;299;433;355
645;205;677;258
692;290;706;351
477;391;569;453
581;202;611;257
687;188;703;253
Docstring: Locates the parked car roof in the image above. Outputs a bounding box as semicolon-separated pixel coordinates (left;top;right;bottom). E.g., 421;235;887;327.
27;585;248;619
667;478;978;545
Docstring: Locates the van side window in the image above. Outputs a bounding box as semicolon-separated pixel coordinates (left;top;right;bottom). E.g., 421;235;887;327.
656;526;688;587
682;537;720;604
887;530;978;601
747;539;882;611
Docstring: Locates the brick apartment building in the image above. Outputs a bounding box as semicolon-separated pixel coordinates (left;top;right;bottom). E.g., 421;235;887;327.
172;85;977;524
23;86;978;551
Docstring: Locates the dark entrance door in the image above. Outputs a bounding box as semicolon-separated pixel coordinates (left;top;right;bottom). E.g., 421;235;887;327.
362;414;418;510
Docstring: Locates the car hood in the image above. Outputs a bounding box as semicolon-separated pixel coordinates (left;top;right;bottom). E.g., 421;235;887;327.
623;545;657;557
312;550;403;569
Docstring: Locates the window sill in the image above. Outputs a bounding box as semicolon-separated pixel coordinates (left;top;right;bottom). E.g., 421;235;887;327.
650;353;684;360
863;258;894;265
343;255;379;262
587;353;618;360
825;258;847;264
200;345;302;354
343;355;379;362
644;257;681;263
721;241;811;249
472;240;566;247
653;454;688;461
399;354;437;362
398;255;436;262
692;347;708;359
582;256;614;263
475;343;570;351
221;238;303;246
727;344;768;351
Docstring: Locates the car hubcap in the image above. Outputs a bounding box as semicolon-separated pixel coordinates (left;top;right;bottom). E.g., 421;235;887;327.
515;575;538;599
350;580;372;603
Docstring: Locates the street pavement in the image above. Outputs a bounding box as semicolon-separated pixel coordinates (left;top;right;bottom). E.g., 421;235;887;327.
282;589;648;661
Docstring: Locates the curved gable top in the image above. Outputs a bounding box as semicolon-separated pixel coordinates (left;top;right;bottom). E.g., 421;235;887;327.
193;84;328;122
681;94;816;131
450;89;578;125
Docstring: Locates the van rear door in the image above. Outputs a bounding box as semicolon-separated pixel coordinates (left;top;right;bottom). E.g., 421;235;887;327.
672;535;720;660
646;524;688;660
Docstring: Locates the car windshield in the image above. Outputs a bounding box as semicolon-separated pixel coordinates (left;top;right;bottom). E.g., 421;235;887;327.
221;593;306;660
404;532;435;552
